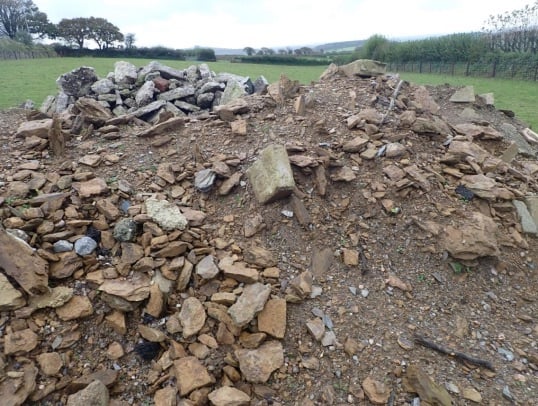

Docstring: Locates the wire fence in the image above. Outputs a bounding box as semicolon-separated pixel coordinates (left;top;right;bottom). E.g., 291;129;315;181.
386;60;538;81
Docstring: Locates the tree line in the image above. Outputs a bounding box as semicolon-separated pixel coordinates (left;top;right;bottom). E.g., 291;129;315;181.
0;0;216;61
0;0;125;49
358;1;538;65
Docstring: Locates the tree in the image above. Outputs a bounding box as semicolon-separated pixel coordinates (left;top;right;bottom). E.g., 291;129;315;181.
88;17;123;49
57;17;90;48
243;46;254;56
360;34;390;60
0;0;52;39
125;32;135;49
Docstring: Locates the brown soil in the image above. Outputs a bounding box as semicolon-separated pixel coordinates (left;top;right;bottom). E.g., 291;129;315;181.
0;71;537;405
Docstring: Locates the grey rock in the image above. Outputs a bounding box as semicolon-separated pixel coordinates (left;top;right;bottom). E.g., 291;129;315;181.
195;169;216;192
138;61;186;81
174;100;200;113
53;239;74;253
74;236;98;256
158;85;196;102
196;92;214;109
199;81;224;94
228;282;271;327
513;200;538;235
56;66;98;97
219;79;247;105
114;61;138;86
198;63;213;80
91;79;115;95
132;99;166;118
450;86;475;103
498;347;515;361
253;75;269;94
113;218;138;242
501;123;536;158
135;80;155;107
195;255;219;279
145;198;187;231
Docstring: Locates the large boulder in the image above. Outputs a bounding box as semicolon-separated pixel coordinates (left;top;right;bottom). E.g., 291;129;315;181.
56;66;98;97
339;59;387;77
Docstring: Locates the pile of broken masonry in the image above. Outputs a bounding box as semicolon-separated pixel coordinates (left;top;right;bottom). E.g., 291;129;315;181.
1;58;538;405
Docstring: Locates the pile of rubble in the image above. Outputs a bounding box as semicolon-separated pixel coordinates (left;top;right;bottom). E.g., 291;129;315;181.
1;59;537;405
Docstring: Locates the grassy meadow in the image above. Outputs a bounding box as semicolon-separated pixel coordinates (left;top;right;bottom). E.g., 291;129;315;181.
0;57;536;129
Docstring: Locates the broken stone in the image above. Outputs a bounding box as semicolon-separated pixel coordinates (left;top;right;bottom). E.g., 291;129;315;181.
37;352;63;376
404;365;452;406
99;273;151;301
362;376;391;405
4;328;39;355
442;211;499;260
513;200;538;235
208;386;250;406
0;273;26;310
246;144;295;204
450;85;475;103
56;295;94;320
173;356;214;396
196;254;220;279
179;296;206;338
235;340;284;383
257;298;286;339
0;227;49;295
145;198;188;230
228;283;271;327
76;177;109;198
243;246;276;267
66;379;109;406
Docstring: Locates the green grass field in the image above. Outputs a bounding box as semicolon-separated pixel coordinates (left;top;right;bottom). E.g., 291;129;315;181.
0;57;535;129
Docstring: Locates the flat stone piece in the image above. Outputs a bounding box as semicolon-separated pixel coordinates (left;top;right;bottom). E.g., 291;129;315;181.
228;283;271;327
0;273;26;310
257;299;286;338
208;386;250;406
404;365;452;406
4;328;39;354
235;341;284;383
99;274;151;301
56;295;94;320
246;144;295;204
0;227;49;295
173;356;213;396
513;200;538;235
450;85;475;103
179;296;206;338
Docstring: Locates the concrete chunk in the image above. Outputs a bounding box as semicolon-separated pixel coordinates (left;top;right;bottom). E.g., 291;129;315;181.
246;144;295;204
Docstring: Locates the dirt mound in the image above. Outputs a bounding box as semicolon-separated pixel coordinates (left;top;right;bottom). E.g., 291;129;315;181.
0;63;537;405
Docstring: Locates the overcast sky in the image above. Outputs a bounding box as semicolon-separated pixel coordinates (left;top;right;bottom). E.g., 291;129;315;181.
33;0;533;49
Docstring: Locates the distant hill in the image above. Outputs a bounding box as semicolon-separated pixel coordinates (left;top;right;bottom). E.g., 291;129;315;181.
312;40;365;53
213;47;246;56
211;39;366;56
